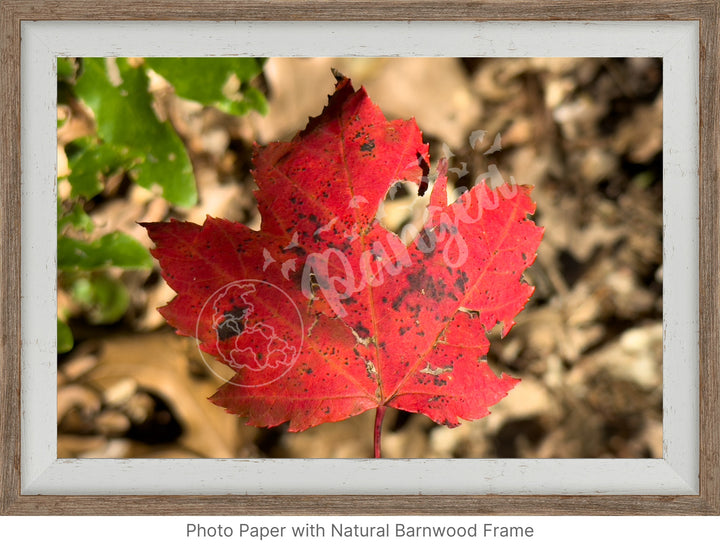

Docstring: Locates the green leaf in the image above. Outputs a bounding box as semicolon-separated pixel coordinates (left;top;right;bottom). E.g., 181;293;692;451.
66;139;130;200
75;58;197;207
58;201;95;233
57;318;74;353
57;57;76;81
144;57;268;116
71;274;130;324
58;232;154;271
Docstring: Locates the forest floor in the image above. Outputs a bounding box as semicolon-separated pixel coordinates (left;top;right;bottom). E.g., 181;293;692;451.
58;57;663;459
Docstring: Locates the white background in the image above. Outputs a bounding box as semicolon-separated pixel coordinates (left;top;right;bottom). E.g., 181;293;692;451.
1;516;719;550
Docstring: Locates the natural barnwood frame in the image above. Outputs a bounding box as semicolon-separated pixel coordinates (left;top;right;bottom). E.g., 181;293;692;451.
1;0;718;515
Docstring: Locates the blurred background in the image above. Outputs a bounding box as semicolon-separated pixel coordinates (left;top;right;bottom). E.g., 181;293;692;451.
57;57;662;459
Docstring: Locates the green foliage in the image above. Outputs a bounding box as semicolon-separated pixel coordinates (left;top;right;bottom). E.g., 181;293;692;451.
58;232;153;272
57;200;94;233
57;56;267;353
65;139;129;200
57;57;76;82
74;58;197;207
145;57;268;116
69;274;131;325
57;319;74;354
57;220;153;343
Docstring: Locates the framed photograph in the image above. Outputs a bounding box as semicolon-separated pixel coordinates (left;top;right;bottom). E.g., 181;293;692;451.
1;1;718;515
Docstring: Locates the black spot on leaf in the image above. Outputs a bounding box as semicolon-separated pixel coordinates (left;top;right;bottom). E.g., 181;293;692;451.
216;306;248;341
360;139;375;152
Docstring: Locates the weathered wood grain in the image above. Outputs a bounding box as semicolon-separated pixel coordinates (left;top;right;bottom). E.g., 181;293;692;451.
697;0;720;517
0;0;713;21
0;0;23;518
2;493;720;516
1;0;718;516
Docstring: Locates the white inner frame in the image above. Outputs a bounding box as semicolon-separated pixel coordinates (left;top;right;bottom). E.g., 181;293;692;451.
21;21;699;495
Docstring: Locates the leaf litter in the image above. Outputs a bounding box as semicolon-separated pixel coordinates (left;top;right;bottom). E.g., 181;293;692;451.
58;57;662;459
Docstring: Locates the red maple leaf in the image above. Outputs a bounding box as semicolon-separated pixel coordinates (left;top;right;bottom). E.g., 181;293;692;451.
142;76;543;457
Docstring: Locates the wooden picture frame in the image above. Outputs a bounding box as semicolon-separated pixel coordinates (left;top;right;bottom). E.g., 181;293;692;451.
1;0;718;515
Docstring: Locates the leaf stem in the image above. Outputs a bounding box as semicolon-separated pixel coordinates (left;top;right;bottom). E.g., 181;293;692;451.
373;406;386;458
